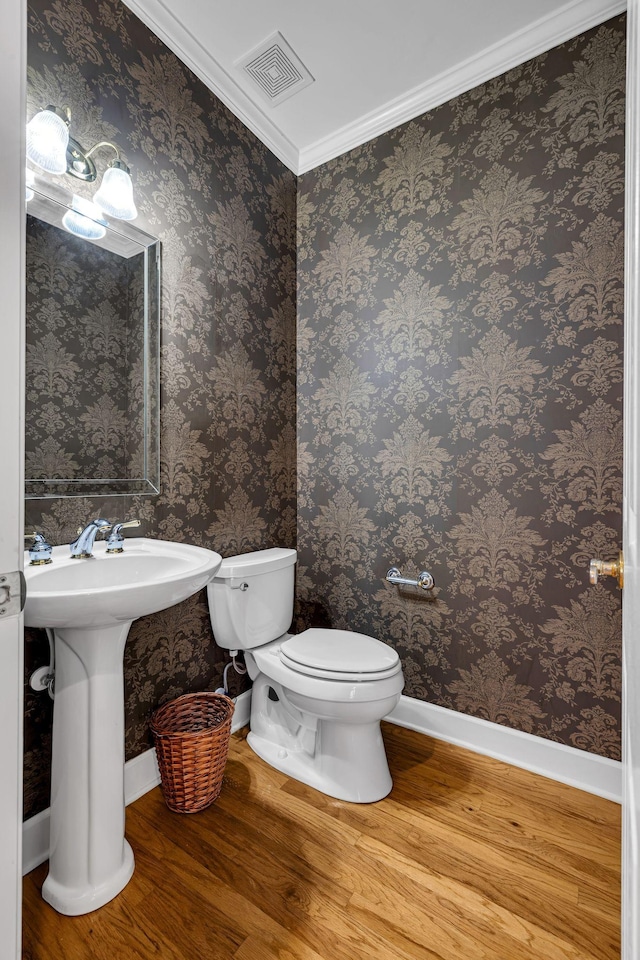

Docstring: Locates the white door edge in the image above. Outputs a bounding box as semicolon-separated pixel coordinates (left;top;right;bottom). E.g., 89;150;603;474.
623;1;640;957
0;0;26;955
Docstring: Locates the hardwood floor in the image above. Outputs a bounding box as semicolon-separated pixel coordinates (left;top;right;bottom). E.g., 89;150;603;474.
22;724;621;960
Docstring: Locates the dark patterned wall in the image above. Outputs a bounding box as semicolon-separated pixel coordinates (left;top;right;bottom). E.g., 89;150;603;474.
25;216;143;483
24;0;296;819
23;3;624;822
296;18;624;760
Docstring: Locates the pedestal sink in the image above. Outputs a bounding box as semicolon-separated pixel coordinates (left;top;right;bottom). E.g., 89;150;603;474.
24;537;222;915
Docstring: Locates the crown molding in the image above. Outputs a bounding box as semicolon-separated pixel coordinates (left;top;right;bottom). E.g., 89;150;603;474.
120;0;300;174
122;0;625;177
298;0;627;174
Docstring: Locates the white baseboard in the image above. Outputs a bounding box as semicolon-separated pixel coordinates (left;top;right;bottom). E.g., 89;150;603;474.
387;695;622;804
22;689;252;876
22;809;50;877
231;687;252;729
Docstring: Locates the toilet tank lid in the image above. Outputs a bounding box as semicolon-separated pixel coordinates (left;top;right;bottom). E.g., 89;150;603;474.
214;547;297;579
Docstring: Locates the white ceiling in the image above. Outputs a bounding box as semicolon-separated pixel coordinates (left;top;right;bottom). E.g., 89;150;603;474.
122;0;625;174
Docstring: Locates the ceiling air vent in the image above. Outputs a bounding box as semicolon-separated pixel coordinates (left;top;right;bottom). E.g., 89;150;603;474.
238;32;314;106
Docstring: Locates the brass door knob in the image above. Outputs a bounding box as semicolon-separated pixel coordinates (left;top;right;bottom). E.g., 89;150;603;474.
589;552;624;589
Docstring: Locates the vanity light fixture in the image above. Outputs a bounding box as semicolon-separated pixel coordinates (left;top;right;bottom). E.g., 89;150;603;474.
93;159;137;221
26;105;137;221
26;106;69;174
61;196;108;240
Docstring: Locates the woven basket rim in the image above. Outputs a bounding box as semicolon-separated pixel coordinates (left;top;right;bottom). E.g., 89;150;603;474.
155;691;233;706
150;691;235;738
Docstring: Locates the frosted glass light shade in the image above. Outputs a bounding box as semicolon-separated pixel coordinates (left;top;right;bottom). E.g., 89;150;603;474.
62;196;107;240
26;109;69;175
94;164;137;220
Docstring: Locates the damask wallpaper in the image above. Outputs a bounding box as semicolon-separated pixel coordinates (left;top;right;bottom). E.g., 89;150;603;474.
24;0;296;819
296;18;624;761
25;215;144;484
23;1;624;822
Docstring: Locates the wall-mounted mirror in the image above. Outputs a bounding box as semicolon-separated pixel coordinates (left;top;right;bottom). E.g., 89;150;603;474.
25;181;160;499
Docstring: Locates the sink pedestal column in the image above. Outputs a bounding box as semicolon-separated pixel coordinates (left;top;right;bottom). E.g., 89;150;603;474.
43;622;135;915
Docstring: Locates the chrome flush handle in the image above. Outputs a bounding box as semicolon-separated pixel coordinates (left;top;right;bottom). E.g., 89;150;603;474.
589;552;624;589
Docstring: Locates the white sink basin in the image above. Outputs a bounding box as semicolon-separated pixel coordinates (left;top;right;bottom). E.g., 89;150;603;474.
24;537;222;628
23;536;222;917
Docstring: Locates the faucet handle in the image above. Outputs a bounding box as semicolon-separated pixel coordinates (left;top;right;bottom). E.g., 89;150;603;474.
25;531;53;566
106;519;141;554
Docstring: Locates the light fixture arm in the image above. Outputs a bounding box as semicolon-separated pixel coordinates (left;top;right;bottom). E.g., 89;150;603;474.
83;141;121;163
67;137;130;183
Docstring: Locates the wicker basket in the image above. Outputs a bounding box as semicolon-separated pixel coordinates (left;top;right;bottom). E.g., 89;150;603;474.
150;692;235;814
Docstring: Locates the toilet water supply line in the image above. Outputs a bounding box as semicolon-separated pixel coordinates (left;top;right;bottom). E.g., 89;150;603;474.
217;651;246;696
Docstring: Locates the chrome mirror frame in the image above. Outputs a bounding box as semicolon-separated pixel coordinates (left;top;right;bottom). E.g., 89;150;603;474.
24;178;160;500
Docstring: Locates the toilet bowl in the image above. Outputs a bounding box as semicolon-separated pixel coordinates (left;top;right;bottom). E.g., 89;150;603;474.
207;548;404;803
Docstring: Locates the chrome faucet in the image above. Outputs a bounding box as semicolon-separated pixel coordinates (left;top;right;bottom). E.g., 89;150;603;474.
70;518;111;559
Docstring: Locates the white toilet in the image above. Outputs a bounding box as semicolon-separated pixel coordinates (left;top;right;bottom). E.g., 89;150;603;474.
207;547;404;803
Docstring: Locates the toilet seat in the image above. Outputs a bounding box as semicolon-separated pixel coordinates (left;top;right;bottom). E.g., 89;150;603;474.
252;636;405;704
279;628;401;682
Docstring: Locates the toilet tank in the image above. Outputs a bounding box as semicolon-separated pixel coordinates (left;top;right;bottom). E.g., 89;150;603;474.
207;548;296;651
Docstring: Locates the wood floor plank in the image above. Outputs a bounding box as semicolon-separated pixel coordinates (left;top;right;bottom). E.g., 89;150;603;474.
22;725;621;960
135;789;415;960
129;807;327;960
383;725;616;829
386;764;620;890
23;864;211;960
233;934;326;960
300;834;574;960
282;740;619;902
350;835;614;960
388;737;620;856
472;785;620;862
280;761;619;955
359;830;618;960
280;778;583;911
